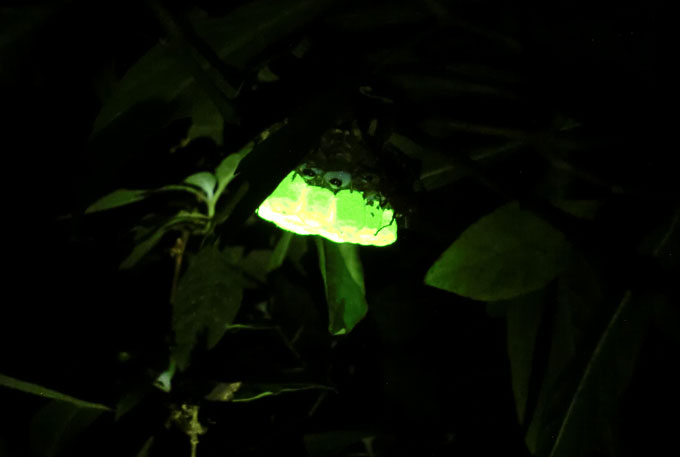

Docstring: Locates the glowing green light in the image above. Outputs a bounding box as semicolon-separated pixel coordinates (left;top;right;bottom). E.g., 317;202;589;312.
256;171;397;246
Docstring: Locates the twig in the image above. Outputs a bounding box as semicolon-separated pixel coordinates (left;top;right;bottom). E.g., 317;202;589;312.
170;230;191;303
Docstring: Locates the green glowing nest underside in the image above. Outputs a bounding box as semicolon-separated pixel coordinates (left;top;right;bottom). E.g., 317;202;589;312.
256;171;397;246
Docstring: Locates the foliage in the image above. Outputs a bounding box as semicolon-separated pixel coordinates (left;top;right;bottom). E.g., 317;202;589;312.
1;1;674;457
424;201;573;301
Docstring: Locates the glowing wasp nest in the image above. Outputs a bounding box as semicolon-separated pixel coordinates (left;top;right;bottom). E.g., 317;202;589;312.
256;128;397;246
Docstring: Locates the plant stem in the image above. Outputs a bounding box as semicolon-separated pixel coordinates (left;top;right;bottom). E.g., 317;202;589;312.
170;230;191;304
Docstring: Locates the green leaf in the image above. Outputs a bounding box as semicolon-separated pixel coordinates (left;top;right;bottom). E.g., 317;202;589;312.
172;245;245;371
523;256;641;457
268;231;293;272
184;171;217;201
214;144;251;199
549;199;602;220
30;401;104;457
120;211;209;269
92;0;338;145
315;238;368;335
135;437;154;457
424;201;572;301
324;2;427;30
304;431;375;457
388;74;515;102
85;189;149;213
241;249;273;283
546;291;649;457
120;225;170;270
204;381;334;402
156;183;207;198
504;289;546;424
386;133;469;191
115;384;151;421
0;373;112;411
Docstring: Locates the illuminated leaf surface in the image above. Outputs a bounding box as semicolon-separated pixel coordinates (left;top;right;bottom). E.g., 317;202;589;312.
315;238;368;335
184;172;216;201
425;201;572;301
85;189;149;213
214;146;250;198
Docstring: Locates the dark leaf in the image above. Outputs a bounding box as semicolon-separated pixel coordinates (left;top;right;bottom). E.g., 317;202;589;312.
505;289;546;425
93;0;338;145
546;291;649;457
549;199;602;220
323;3;428;30
120;225;170;270
29;401;104;457
0;373;112;411
388;74;515;102
172;245;245;371
267;231;293;273
386;133;469;191
121;210;209;269
241;248;273;283
205;382;334;402
115;385;151;421
135;437;154;457
304;430;375;457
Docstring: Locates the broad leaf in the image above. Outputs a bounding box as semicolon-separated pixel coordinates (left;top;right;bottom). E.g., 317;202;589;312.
30;401;104;457
121;211;209;269
315;238;368;335
214;146;250;198
387;133;470;191
549;199;602;220
505;289;546;424
546;291;649;457
172;245;245;371
532;215;678;456
424;201;572;301
240;249;273;284
115;384;151;421
388;74;514;102
304;431;376;457
85;189;149;213
523;257;642;457
184;171;216;201
0;373;111;411
268;231;293;272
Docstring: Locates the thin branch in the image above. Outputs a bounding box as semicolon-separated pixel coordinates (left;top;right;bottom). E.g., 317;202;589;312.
170;230;191;304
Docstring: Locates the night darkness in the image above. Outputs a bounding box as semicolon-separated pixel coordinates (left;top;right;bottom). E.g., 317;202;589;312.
1;1;676;457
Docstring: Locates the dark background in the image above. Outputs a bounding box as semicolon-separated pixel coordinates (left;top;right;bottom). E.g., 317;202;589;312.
1;1;675;456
